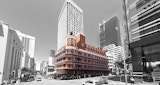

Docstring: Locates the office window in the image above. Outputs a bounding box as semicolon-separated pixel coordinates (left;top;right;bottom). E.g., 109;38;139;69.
136;0;151;9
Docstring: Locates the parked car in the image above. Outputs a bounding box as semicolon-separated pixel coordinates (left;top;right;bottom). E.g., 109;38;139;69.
100;77;108;84
36;77;41;81
28;75;35;81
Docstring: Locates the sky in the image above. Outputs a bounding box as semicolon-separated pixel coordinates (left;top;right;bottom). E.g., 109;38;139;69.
0;0;123;70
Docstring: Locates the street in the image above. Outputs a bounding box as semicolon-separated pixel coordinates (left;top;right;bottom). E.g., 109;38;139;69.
18;76;158;85
18;76;126;85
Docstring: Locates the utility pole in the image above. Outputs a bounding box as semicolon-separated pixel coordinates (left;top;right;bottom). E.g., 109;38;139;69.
122;0;132;85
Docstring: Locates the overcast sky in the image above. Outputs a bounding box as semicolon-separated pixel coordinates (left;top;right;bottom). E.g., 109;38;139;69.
0;0;123;70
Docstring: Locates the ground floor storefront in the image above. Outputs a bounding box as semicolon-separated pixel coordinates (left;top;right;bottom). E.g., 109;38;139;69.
21;67;36;82
129;33;160;82
55;69;109;80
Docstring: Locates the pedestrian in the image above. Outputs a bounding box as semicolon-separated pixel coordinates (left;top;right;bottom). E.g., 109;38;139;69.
130;76;134;85
21;73;24;82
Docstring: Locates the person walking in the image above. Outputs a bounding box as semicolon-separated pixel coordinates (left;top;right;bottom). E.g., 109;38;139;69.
20;74;24;82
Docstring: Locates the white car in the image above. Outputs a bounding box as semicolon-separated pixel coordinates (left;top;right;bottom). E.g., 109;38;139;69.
83;80;97;85
82;80;108;85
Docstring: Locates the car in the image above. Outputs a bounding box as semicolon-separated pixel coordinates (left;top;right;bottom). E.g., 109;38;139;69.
82;80;108;85
48;77;52;80
83;80;97;85
100;77;108;84
155;77;160;81
36;77;41;81
28;75;35;81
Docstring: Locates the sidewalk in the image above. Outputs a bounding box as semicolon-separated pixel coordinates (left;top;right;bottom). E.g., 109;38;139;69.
107;79;157;85
107;75;157;85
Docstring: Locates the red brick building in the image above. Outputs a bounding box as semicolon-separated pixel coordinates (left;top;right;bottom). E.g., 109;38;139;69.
55;33;109;79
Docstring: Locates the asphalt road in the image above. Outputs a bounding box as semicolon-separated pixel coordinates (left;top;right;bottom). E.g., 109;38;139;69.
18;76;156;85
19;77;100;85
18;76;126;85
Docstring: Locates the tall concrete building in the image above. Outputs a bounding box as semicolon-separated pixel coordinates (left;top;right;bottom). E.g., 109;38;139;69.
48;50;55;66
99;15;121;48
0;22;23;84
103;44;123;72
16;31;35;58
40;61;48;76
125;0;160;72
99;16;124;73
50;50;55;57
57;0;84;51
16;30;36;76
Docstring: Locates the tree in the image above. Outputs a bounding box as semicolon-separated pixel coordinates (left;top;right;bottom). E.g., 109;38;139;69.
115;60;124;81
115;60;124;69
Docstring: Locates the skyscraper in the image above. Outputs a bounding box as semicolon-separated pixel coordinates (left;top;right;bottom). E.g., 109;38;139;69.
57;0;83;50
16;31;35;58
48;50;55;66
99;15;121;48
126;0;160;72
16;31;36;75
99;15;124;73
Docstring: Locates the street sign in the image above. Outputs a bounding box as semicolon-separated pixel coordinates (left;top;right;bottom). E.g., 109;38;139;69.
152;72;160;83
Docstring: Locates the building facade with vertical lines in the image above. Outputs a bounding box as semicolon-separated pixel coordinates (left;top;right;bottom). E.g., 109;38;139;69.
99;15;121;48
16;30;36;78
0;22;23;84
126;0;160;73
57;0;84;51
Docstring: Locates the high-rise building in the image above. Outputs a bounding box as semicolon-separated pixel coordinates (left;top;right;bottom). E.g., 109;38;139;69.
50;50;55;57
16;31;35;58
48;50;55;66
40;61;48;76
99;15;121;48
0;22;23;84
126;0;160;72
103;44;123;72
99;15;124;74
57;0;84;51
16;30;36;77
